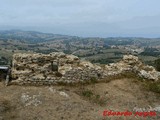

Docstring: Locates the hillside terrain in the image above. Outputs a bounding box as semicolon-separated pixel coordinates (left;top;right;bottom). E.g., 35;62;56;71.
0;52;160;120
0;78;160;120
0;30;160;66
0;30;160;120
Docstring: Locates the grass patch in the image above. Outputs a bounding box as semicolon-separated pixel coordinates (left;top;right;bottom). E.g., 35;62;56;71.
99;71;143;84
82;90;93;98
142;80;160;94
149;82;160;93
93;95;107;106
80;89;107;106
0;99;11;114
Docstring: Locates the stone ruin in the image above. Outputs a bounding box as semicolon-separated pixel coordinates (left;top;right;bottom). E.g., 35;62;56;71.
10;52;160;85
11;52;103;85
104;55;160;81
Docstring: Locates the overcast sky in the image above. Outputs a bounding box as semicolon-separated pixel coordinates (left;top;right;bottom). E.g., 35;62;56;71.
0;0;160;37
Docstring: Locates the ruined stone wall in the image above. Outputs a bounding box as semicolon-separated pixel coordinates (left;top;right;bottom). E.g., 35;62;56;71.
104;55;160;81
11;52;103;85
11;52;160;85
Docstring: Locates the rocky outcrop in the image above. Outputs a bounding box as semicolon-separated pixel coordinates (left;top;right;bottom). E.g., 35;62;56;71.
11;52;160;85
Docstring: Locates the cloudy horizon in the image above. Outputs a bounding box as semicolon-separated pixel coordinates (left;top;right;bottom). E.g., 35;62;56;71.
0;0;160;38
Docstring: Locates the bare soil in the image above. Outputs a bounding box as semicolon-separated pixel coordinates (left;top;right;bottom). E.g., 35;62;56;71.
0;78;160;120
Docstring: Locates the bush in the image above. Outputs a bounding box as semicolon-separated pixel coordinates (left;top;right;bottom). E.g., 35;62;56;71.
149;82;160;93
82;90;93;98
155;59;160;71
90;77;98;83
81;89;107;106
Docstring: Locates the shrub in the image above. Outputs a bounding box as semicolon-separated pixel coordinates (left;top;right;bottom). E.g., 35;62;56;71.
155;59;160;71
81;89;107;106
149;82;160;93
82;90;93;98
90;77;98;83
95;96;107;106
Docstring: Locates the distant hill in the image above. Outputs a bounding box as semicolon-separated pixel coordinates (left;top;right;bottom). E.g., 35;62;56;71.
0;29;160;66
0;30;75;43
0;30;160;46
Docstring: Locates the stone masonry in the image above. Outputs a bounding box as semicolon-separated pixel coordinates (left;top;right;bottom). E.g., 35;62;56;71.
11;52;160;85
11;52;103;85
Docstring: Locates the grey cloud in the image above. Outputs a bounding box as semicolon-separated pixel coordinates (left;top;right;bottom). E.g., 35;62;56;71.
0;0;160;37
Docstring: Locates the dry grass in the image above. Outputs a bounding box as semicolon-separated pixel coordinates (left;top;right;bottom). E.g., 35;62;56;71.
0;76;160;120
143;81;160;94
